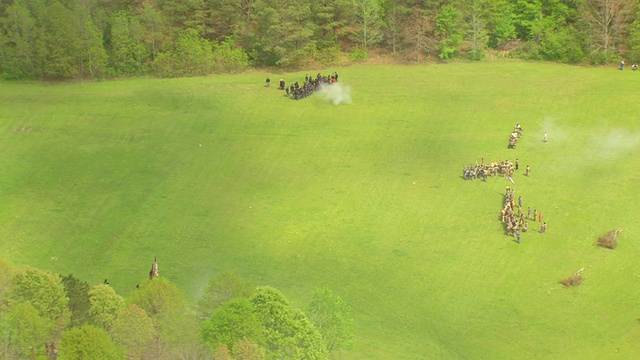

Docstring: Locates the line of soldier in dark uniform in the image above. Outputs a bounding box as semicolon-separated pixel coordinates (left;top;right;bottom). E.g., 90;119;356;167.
282;72;339;100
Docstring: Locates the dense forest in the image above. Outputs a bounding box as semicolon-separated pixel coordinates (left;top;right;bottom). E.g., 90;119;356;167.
0;259;354;359
1;0;640;80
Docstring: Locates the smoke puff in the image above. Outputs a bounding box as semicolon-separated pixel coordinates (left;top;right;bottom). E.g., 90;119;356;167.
318;83;352;106
593;129;640;158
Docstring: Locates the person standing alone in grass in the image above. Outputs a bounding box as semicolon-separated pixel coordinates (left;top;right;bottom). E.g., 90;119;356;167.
540;222;547;233
525;165;531;176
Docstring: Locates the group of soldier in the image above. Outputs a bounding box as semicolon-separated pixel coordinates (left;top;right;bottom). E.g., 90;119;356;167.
460;121;549;241
462;158;515;181
268;72;339;100
508;123;523;149
501;186;547;240
501;187;528;238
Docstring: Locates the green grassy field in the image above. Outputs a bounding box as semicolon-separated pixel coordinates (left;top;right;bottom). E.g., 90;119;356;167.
1;62;639;359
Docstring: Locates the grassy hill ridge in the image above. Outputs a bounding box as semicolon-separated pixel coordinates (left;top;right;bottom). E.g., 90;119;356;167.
1;62;639;358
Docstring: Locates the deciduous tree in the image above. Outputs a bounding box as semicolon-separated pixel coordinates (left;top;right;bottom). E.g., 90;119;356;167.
462;0;489;60
201;298;263;351
7;266;70;336
110;304;156;359
197;271;253;321
77;11;108;78
308;288;354;353
138;0;166;61
402;6;434;62
60;325;124;360
110;10;149;75
0;302;54;360
130;278;199;359
88;284;125;331
582;0;635;62
353;0;384;49
250;286;327;359
152;28;214;77
381;0;411;55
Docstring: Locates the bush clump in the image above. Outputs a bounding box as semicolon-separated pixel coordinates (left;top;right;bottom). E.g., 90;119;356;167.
597;229;622;249
559;274;582;288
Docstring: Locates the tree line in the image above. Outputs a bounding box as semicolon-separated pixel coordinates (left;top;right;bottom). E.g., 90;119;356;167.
1;0;639;80
0;259;354;359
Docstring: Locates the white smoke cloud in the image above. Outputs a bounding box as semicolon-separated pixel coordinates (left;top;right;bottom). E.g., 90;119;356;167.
591;129;640;158
317;83;352;106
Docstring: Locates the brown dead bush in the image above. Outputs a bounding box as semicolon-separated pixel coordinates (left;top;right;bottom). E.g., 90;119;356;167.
559;274;582;288
597;229;622;249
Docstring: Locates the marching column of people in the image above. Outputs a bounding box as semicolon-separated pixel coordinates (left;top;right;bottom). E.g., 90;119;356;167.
508;123;523;149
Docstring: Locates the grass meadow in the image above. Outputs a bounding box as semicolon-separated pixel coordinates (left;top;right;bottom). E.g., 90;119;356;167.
1;61;639;359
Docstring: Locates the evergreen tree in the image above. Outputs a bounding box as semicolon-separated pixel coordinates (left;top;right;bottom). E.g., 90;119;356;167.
490;4;517;50
34;0;82;78
252;0;316;67
61;274;91;328
0;0;37;79
435;4;463;59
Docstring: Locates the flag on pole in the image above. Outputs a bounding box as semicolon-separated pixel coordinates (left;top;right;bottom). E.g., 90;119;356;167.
149;256;159;279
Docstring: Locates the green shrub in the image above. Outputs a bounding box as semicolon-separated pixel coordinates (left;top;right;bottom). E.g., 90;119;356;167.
348;47;369;62
213;37;250;73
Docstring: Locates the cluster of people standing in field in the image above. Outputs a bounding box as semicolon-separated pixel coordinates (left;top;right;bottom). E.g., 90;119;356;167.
266;72;339;100
501;187;547;243
462;158;515;181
